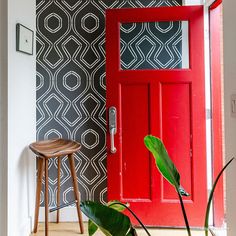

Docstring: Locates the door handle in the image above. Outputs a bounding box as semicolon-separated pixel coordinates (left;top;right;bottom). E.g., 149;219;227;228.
109;107;117;154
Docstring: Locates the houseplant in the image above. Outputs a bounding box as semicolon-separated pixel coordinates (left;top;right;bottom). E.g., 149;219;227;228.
80;135;234;236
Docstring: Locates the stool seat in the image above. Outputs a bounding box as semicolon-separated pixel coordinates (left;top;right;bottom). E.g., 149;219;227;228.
29;139;81;158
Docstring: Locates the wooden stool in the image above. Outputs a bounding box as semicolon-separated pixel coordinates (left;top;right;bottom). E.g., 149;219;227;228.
29;139;84;236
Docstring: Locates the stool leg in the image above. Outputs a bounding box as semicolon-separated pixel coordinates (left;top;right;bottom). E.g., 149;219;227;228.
33;157;44;233
68;153;84;234
45;158;49;236
56;157;61;223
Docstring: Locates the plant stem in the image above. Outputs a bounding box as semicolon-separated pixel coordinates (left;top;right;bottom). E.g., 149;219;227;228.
204;157;235;236
177;191;192;236
109;202;151;236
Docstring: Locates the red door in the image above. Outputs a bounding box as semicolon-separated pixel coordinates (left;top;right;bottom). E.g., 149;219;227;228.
106;6;207;227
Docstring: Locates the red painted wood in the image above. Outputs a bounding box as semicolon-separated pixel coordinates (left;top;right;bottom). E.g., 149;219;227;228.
162;84;192;200
210;0;222;10
121;84;151;199
210;5;224;227
106;6;207;226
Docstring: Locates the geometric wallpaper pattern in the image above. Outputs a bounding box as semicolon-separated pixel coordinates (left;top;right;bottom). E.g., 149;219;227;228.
121;21;183;69
36;0;182;207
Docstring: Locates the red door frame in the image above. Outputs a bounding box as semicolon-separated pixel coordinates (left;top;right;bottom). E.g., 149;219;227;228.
210;0;222;10
106;6;208;226
105;3;225;227
210;3;224;227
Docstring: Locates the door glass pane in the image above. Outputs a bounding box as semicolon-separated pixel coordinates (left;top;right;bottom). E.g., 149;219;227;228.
120;21;189;70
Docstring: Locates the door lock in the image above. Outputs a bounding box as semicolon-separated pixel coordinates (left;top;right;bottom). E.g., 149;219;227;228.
109;107;117;154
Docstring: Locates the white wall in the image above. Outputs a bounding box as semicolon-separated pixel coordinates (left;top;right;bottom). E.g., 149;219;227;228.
0;0;8;235
7;0;36;235
223;1;236;236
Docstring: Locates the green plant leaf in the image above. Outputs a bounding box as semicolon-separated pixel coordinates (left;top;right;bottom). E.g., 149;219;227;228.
80;201;132;236
144;135;189;196
88;200;128;235
126;227;138;236
144;135;191;236
88;219;98;236
179;185;190;196
204;157;235;236
108;200;129;212
107;201;151;236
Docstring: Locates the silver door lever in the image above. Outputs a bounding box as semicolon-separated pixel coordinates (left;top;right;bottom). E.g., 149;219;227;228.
109;107;117;154
110;128;116;154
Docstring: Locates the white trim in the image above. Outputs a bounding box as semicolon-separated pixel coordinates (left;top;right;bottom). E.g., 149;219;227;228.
204;2;214;226
39;207;88;222
0;0;8;234
181;21;189;69
210;228;227;236
204;0;217;7
19;218;32;236
28;151;37;232
183;0;203;5
183;0;214;225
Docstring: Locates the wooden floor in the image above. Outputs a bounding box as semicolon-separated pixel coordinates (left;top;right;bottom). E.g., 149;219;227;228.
31;223;212;236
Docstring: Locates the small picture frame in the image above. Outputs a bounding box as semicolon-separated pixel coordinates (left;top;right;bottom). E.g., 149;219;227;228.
16;23;34;55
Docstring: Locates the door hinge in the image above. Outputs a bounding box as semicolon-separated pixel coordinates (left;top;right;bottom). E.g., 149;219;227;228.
206;108;212;120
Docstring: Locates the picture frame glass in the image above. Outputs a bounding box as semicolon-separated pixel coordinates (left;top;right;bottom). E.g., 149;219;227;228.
16;24;33;55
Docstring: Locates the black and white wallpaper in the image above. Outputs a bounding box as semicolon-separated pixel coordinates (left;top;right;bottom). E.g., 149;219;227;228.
120;21;183;69
36;0;182;207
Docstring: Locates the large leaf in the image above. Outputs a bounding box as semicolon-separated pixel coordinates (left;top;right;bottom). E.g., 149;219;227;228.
144;135;189;196
88;200;129;236
108;200;129;211
81;201;132;236
126;227;138;236
88;219;98;236
144;135;191;236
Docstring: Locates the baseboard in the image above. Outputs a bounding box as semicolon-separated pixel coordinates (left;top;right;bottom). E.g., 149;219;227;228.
20;217;32;236
39;207;88;222
209;228;227;236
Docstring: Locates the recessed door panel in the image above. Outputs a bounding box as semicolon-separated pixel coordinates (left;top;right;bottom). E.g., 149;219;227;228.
161;83;193;201
121;84;151;200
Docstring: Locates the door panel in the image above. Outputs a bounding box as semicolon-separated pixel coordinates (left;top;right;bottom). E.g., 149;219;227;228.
106;6;206;227
121;84;151;200
161;83;192;200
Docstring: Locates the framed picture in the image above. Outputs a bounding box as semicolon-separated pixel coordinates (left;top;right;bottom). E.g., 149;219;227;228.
16;23;34;55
